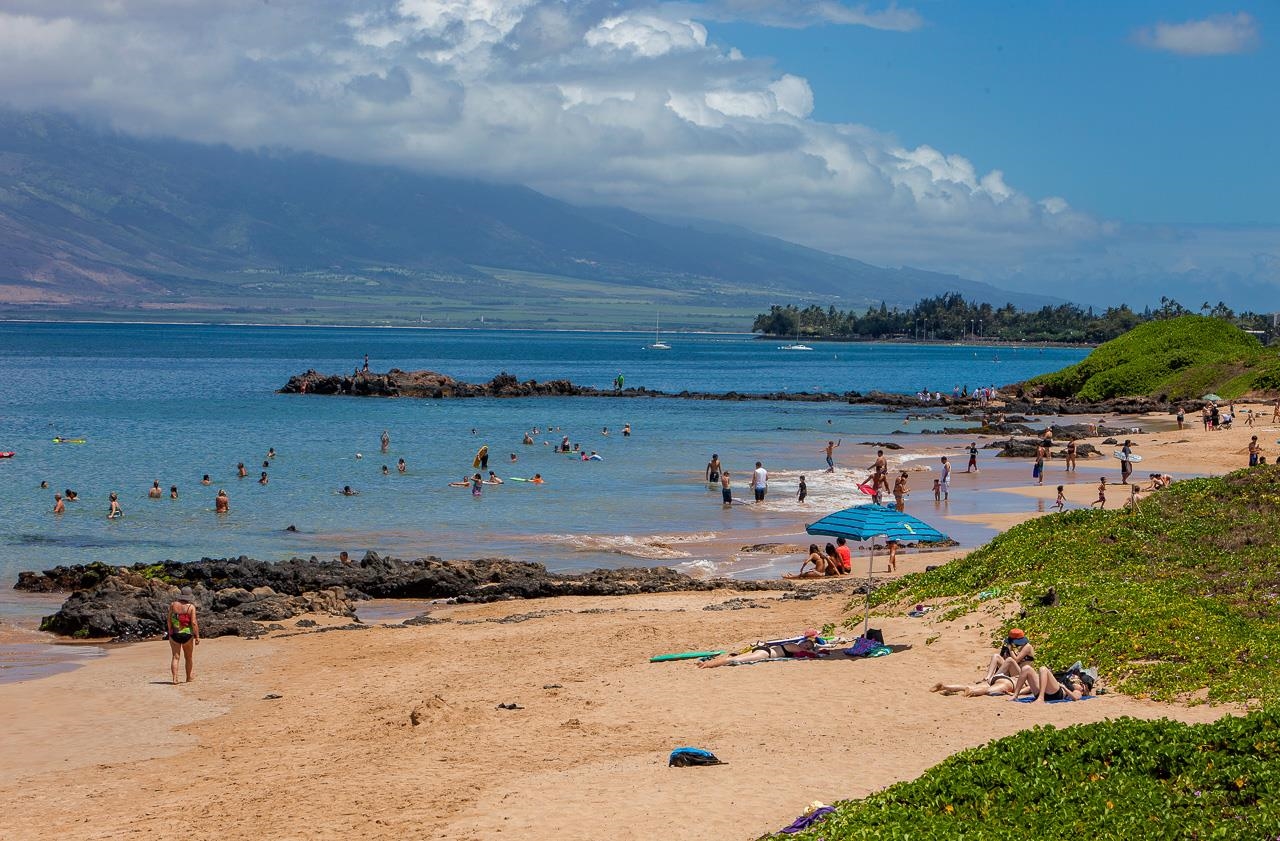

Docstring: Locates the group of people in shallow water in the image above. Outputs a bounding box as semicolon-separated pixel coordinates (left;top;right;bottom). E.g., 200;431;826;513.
47;420;622;518
51;450;283;518
931;628;1100;702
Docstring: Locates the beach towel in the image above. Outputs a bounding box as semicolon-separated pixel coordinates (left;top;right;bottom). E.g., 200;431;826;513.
844;637;880;657
779;806;836;834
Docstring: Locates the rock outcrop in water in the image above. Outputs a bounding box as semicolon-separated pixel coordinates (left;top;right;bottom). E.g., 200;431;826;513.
279;369;1185;418
21;552;798;640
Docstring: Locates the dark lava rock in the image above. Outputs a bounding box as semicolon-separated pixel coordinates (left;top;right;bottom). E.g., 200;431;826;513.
859;442;903;450
21;552;796;638
37;572;356;641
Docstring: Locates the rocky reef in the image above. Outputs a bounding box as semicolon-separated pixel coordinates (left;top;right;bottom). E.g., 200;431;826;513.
19;552;797;641
280;369;1186;419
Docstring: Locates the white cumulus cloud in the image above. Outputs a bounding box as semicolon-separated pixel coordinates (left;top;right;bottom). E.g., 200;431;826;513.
1134;12;1260;56
0;0;1272;305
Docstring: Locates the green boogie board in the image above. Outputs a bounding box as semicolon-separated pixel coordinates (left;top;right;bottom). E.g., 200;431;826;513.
649;650;725;662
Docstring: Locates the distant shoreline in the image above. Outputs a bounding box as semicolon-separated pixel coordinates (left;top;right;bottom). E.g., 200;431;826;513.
755;333;1098;349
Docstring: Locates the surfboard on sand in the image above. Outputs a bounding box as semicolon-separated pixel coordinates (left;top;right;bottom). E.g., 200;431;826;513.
649;650;725;662
1113;450;1143;463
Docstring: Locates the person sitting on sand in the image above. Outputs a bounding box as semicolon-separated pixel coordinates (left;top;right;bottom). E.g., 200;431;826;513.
698;629;820;668
931;673;1033;698
787;544;840;579
985;628;1035;682
822;543;845;575
1011;664;1096;702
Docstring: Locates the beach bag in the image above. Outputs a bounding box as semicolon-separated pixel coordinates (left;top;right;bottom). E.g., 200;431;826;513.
865;628;884;644
668;747;725;767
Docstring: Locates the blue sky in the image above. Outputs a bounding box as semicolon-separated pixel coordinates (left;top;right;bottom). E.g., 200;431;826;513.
712;1;1277;226
0;1;1276;307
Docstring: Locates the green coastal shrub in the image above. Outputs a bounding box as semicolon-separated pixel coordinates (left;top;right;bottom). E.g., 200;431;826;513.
867;467;1280;704
765;709;1280;840
1029;315;1274;400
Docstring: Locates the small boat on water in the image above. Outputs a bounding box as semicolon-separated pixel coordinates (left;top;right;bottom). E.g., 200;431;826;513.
778;343;814;351
647;311;671;350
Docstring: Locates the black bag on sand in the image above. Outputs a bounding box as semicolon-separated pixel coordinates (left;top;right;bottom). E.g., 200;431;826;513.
865;628;885;644
669;748;725;767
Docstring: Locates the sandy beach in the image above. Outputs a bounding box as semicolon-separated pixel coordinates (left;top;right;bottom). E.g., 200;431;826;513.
0;404;1268;841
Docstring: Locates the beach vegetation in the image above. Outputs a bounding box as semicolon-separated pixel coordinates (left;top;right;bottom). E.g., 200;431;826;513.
765;708;1280;840
752;296;1275;347
1027;315;1278;400
865;467;1280;704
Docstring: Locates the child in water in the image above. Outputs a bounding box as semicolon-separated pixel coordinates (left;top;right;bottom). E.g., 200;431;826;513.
1053;485;1065;511
932;478;941;501
797;475;807;503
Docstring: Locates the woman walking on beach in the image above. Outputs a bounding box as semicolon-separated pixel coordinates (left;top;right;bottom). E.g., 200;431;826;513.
1064;439;1077;472
167;588;200;684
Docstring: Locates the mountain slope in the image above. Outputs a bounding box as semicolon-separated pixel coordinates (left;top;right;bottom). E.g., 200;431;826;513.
0;110;1058;326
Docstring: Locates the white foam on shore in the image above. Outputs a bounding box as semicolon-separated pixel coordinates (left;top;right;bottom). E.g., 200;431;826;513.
528;531;718;560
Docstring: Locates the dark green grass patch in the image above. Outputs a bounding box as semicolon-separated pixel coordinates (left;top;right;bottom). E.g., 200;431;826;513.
764;709;1280;841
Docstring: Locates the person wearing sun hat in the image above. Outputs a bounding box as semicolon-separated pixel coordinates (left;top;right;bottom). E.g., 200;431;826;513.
166;586;201;685
984;628;1036;684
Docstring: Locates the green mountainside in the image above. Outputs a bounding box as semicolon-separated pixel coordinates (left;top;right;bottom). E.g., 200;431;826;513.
1027;315;1280;400
0;110;1056;328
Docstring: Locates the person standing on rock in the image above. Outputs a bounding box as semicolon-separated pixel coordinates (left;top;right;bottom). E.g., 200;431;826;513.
167;587;200;685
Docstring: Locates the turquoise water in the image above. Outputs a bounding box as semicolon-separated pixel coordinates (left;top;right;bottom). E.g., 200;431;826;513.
0;323;1087;602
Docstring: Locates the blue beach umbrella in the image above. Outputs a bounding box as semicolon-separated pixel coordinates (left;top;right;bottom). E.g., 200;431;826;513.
806;504;949;634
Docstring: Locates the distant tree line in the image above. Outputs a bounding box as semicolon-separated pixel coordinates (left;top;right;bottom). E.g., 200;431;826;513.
752;294;1274;344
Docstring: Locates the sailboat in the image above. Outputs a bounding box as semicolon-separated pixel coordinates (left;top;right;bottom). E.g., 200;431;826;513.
648;311;671;350
779;324;813;351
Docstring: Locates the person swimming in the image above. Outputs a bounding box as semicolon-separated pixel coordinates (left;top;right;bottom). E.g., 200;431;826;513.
485;471;504;485
340;485;359;496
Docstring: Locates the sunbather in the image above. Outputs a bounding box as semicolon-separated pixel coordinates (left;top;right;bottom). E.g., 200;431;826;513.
697;629;819;668
984;628;1035;682
930;674;1032;697
1011;664;1096;701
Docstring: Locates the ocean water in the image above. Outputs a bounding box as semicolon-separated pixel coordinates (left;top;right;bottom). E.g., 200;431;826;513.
0;323;1087;612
